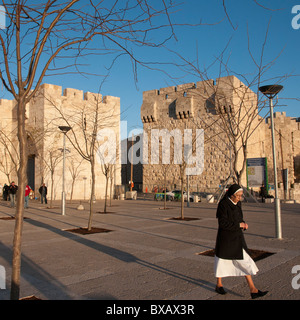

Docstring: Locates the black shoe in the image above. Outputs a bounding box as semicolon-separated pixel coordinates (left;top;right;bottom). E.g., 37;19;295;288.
251;290;268;299
215;286;227;295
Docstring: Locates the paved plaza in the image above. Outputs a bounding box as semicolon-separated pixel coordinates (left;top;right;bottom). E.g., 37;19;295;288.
0;197;299;300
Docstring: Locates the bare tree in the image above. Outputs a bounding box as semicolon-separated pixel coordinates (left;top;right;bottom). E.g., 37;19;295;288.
43;149;63;208
0;0;185;300
101;162;112;213
68;158;84;202
49;90;119;228
170;21;289;189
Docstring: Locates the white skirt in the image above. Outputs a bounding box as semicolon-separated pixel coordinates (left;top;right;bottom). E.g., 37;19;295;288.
214;249;259;278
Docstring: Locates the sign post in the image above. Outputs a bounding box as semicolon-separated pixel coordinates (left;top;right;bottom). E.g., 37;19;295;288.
246;157;268;190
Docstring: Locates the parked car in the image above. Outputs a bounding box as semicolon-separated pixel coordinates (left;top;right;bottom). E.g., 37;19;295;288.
154;190;173;201
166;190;198;202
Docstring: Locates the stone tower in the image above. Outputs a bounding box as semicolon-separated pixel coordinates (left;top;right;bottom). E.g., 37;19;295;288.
141;75;300;202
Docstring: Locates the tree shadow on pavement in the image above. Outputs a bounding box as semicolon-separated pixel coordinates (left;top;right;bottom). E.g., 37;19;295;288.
22;218;216;298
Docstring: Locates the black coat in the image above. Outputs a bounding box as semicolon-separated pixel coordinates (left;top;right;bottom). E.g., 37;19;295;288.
9;185;18;194
39;186;47;195
215;197;249;260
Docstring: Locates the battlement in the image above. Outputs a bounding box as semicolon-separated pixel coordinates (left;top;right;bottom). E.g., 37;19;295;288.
84;91;102;102
142;76;254;98
38;83;119;105
63;87;84;100
0;84;120;128
0;98;15;108
141;76;257;123
274;111;286;118
266;111;300;131
102;95;120;104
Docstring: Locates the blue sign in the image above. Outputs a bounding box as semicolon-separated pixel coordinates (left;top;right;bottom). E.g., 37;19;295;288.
247;157;268;189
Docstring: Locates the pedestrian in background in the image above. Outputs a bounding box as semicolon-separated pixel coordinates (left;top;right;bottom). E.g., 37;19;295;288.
9;181;18;208
214;183;268;299
25;184;31;209
260;183;268;203
39;183;47;204
3;183;9;201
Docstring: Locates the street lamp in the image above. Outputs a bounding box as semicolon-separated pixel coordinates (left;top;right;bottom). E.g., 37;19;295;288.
259;84;283;239
59;126;71;216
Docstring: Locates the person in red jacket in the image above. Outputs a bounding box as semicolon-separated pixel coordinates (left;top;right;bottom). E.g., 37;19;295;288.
25;185;31;209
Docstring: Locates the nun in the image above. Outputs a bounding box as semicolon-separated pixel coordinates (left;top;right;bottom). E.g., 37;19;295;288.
214;184;268;299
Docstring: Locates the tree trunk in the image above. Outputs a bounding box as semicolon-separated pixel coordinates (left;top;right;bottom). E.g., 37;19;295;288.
239;144;248;185
50;174;54;208
164;170;167;210
104;174;109;213
109;168;113;207
87;158;95;231
180;180;184;220
10;97;28;300
179;163;185;220
70;179;75;203
233;143;247;186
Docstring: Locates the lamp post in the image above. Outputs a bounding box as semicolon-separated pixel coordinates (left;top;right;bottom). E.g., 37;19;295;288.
59;126;71;216
259;84;283;239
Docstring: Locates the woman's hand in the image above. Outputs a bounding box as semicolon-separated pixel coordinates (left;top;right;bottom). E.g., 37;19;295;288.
240;222;248;230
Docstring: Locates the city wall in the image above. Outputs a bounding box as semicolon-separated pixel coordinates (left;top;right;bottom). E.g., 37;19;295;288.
0;84;121;201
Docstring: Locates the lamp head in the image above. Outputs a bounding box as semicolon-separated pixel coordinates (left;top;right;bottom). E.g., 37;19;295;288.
59;126;71;133
259;84;283;99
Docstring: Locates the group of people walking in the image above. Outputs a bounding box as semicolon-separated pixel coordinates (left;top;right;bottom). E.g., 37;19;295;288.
2;182;47;208
2;181;19;207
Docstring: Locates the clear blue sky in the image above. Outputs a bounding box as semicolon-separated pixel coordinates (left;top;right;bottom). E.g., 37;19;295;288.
1;1;299;135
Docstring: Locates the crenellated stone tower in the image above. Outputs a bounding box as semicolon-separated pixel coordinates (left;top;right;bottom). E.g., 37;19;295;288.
141;75;300;201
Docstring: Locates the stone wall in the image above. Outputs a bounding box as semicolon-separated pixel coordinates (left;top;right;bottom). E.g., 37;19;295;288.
262;112;300;201
0;83;121;200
